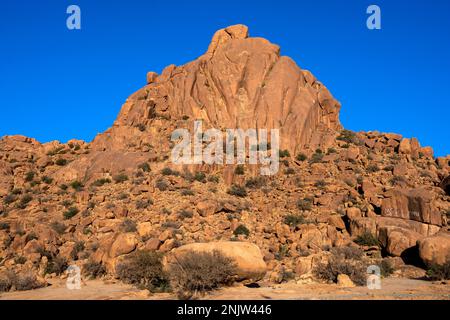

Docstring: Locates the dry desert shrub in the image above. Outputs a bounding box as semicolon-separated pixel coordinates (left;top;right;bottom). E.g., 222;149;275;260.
330;246;364;261
245;176;266;189
353;232;380;247
380;259;395;277
168;250;237;299
426;261;450;281
227;184;247;197
314;248;367;286
116;250;170;293
82;260;107;279
120;219;137;232
0;271;44;292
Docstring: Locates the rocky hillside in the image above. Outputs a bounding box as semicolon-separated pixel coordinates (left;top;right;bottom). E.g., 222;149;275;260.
0;25;449;293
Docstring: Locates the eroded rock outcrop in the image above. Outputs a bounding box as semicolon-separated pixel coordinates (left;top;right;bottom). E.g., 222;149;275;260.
418;233;450;266
92;24;341;155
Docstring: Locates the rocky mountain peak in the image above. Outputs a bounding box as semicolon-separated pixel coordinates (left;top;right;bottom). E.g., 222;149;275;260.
92;25;341;156
206;24;250;58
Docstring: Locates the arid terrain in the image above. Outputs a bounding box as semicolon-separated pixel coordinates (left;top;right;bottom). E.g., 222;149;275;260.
1;277;449;300
0;25;449;300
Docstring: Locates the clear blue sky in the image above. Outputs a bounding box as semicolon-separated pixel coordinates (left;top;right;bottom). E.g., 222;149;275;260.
1;0;449;156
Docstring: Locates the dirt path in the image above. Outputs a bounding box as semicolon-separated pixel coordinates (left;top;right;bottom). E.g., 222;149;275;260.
0;278;449;300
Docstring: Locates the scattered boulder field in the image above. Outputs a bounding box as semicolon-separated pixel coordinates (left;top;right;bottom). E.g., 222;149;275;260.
0;25;449;298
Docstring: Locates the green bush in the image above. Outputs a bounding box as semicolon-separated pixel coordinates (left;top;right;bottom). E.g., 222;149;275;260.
92;178;111;187
25;171;35;182
0;272;44;292
284;168;295;175
315;180;327;188
70;181;83;191
314;255;366;286
194;172;207;182
168;250;236;299
83;261;107;279
208;175;220;183
155;179;169;191
296;153;307;162
121;219;137;232
55;158;68;166
136;199;153;209
279;150;290;158
180;188;195;196
42;176;53;184
161;167;179;176
11;188;22;195
354;232;379;247
44;255;68;276
233;224;250;237
227;185;247;197
426;262;450;281
380;259;395;277
0;277;11;292
234;165;245;175
178;209;193;220
18;194;33;208
25;232;38;243
330;246;364;261
327;148;337;154
116;250;170;292
3;194;17;205
297;198;313;211
367;164;380;173
284;214;306;228
0;223;10;231
113;174;129;184
14;256;27;265
47;146;65;156
3;236;13;248
63;207;79;220
61;200;73;208
337;130;360;145
50;221;66;235
162;221;181;229
70;241;85;261
245;177;266;189
138;162;151;172
275;245;291;261
309;152;324;164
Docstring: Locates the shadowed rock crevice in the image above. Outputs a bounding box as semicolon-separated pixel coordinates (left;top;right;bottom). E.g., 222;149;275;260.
440;175;450;196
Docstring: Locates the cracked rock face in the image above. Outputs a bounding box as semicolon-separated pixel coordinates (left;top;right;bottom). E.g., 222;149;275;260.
92;24;342;155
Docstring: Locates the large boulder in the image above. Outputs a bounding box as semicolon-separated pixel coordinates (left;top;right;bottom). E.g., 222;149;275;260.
109;233;138;258
165;241;267;282
418;233;450;266
376;216;441;237
381;188;442;226
378;226;422;257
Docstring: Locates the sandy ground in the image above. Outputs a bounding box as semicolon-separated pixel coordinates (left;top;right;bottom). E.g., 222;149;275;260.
0;278;449;300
